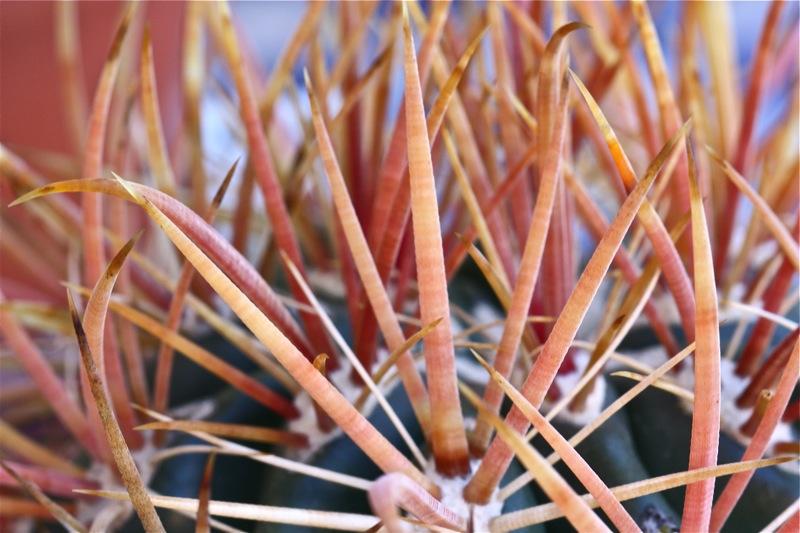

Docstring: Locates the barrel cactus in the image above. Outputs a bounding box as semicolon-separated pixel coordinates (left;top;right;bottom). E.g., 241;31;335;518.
1;1;797;532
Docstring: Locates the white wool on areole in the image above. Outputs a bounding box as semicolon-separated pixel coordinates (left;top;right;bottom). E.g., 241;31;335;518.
675;358;796;463
544;349;607;426
287;361;356;462
412;457;504;533
79;432;158;528
80;462;126;525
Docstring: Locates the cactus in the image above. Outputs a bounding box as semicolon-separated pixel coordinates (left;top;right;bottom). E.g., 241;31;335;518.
1;2;798;531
